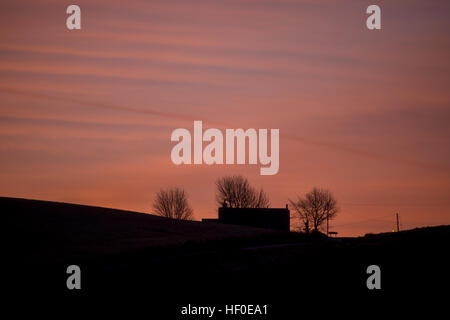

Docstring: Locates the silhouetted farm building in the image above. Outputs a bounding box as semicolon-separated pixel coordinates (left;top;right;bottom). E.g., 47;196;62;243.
203;204;290;231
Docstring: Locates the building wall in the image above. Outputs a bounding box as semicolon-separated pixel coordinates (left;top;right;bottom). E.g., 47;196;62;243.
218;207;290;231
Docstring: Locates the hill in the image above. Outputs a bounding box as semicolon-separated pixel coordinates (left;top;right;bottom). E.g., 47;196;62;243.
4;196;449;311
2;196;276;264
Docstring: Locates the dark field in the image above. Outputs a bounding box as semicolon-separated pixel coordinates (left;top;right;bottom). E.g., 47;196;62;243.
4;196;448;315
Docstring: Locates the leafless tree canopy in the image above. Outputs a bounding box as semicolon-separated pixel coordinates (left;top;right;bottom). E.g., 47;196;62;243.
153;187;194;220
216;175;270;208
289;188;338;233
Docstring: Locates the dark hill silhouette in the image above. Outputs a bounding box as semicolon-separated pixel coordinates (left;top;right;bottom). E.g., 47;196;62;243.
3;196;276;264
4;196;449;313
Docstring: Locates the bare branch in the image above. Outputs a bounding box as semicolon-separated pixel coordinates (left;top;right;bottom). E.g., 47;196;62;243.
215;175;270;208
289;188;338;233
153;187;194;220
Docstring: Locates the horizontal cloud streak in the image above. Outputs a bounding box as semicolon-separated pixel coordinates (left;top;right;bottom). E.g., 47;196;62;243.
2;87;448;174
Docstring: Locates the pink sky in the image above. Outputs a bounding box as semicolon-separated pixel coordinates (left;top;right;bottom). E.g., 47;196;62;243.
1;0;449;236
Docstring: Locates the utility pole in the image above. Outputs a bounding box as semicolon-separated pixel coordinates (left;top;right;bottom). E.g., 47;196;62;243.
396;213;400;232
326;214;329;237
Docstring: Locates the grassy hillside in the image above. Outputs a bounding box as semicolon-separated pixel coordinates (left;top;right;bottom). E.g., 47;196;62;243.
2;196;275;264
4;196;449;308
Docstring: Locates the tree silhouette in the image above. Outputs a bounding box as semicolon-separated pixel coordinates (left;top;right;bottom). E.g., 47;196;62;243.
289;196;312;233
153;187;194;220
216;175;270;208
289;188;338;233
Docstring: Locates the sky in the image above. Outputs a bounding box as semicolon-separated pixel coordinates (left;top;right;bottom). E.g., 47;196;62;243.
1;0;449;236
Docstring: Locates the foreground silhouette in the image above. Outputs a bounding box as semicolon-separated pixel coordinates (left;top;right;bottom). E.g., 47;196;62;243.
3;196;449;316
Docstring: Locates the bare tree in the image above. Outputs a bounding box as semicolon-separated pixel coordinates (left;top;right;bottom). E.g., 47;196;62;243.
289;196;312;233
216;175;270;208
289;188;338;233
153;187;194;220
